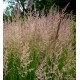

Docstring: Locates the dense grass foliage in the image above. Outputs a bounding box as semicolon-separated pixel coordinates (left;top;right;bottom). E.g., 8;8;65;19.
3;11;76;80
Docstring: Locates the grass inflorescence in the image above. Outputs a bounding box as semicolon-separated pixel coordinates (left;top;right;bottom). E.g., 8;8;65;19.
3;10;76;80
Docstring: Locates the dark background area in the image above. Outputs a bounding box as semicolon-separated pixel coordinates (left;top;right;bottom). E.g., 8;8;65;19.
3;0;76;21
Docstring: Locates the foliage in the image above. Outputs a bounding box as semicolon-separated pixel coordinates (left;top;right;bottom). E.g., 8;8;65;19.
3;9;76;80
58;47;68;72
71;21;76;54
4;49;21;80
3;0;76;21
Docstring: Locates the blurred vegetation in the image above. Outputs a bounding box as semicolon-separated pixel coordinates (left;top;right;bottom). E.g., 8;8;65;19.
3;0;76;21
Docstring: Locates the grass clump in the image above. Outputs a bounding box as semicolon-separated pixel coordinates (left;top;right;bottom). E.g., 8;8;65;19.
58;46;68;72
3;10;76;80
4;46;40;80
4;49;21;80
